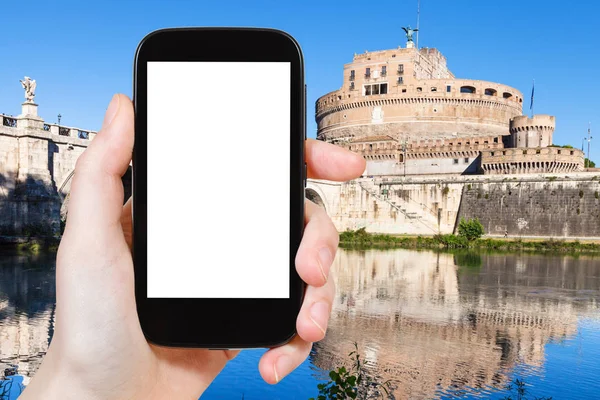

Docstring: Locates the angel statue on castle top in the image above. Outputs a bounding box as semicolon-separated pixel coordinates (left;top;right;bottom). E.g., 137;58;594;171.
402;25;418;43
20;76;37;103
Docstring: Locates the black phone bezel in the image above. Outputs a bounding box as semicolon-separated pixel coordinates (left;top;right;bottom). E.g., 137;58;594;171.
133;28;305;348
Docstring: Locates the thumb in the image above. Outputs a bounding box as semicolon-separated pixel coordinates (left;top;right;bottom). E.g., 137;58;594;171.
63;94;134;242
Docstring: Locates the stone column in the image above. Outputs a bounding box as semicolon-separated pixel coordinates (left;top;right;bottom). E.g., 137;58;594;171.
17;102;44;130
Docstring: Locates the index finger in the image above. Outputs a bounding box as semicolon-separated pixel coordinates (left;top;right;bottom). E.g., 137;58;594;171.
306;139;365;181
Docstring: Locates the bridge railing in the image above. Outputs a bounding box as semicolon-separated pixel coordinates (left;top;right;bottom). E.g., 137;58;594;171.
1;113;96;140
1;114;17;128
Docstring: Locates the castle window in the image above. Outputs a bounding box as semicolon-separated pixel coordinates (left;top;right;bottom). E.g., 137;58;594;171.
431;87;437;92
381;66;387;76
453;159;459;164
570;150;574;155
460;86;476;94
494;137;498;143
397;77;404;84
503;92;513;99
557;150;562;154
485;88;497;96
446;85;451;93
523;150;527;155
392;54;396;58
502;151;506;155
536;149;541;154
417;87;422;92
363;83;388;96
365;67;371;78
464;158;469;163
350;82;355;90
369;144;373;150
402;88;407;93
350;70;355;81
397;64;404;74
491;152;495;156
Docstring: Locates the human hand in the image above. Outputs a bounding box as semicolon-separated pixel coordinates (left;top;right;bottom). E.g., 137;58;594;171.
20;94;366;400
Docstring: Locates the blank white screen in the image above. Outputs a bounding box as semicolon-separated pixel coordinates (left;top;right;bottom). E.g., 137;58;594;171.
146;62;290;298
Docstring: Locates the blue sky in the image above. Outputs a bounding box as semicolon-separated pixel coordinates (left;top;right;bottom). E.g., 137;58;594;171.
1;0;598;160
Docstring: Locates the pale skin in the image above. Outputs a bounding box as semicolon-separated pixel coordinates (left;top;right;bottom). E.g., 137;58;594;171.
20;94;366;399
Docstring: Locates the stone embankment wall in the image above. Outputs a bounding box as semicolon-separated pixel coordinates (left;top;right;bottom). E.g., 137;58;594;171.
456;177;600;237
311;173;600;238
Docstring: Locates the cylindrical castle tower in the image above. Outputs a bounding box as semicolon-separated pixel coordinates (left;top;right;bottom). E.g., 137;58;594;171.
509;115;555;148
315;46;524;145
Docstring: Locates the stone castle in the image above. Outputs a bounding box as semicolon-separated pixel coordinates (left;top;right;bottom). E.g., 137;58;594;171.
315;42;584;176
304;35;599;238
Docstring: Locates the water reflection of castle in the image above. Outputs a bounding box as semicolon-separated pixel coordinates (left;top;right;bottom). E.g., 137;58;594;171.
312;249;599;399
0;254;55;385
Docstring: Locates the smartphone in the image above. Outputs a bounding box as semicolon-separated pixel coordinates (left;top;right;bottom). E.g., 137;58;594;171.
132;28;306;348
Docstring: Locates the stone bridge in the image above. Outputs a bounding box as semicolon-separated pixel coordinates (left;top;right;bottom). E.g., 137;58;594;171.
0;104;96;235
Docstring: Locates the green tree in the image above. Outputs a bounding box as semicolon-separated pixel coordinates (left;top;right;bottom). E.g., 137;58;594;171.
585;158;596;168
457;218;484;241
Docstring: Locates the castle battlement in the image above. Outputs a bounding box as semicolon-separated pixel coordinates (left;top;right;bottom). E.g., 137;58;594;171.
481;147;584;174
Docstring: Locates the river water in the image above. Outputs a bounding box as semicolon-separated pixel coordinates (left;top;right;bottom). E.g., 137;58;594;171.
1;248;599;399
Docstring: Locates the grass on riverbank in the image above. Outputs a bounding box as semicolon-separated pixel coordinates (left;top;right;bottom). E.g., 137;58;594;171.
339;228;600;253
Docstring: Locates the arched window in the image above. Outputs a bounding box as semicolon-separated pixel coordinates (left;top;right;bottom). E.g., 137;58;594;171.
503;92;513;99
484;88;497;96
460;86;476;94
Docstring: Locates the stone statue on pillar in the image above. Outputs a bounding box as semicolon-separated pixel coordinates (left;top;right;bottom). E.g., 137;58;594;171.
20;76;37;103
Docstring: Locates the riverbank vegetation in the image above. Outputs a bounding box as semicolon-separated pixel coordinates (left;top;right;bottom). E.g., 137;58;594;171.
339;227;600;254
310;342;395;400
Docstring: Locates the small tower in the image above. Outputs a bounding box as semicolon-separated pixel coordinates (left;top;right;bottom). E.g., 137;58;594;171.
509;115;555;148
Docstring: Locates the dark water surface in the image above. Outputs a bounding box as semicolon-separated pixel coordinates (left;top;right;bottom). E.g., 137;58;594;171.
1;249;599;399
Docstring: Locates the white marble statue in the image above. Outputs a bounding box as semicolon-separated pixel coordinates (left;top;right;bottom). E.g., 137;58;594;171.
20;76;37;103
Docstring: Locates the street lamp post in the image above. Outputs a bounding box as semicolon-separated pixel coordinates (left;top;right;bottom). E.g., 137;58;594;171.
585;123;592;169
57;114;62;125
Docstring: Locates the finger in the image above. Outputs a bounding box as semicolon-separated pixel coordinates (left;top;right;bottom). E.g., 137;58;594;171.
306;138;365;181
296;275;335;344
295;200;338;287
258;335;313;384
121;197;133;251
62;94;134;243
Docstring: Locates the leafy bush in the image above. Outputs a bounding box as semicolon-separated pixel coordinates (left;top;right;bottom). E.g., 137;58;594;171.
457;218;484;241
310;342;394;400
434;234;469;248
